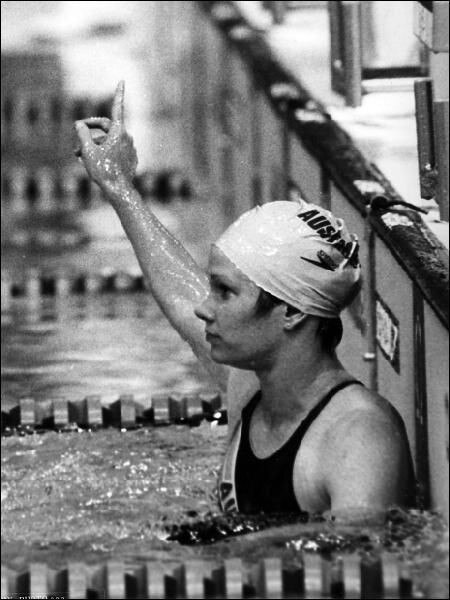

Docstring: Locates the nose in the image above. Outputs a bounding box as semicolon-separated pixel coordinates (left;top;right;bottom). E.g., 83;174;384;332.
194;295;214;323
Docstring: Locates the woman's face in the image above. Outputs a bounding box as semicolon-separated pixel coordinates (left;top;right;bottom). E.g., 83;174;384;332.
194;246;285;370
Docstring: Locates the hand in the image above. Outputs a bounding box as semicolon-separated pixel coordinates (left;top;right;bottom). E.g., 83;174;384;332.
74;81;138;192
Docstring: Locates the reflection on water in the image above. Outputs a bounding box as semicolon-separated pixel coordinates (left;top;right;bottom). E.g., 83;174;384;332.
1;199;224;410
1;293;212;411
1;199;230;570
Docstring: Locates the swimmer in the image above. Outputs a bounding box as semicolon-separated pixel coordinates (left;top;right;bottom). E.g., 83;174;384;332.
75;81;416;515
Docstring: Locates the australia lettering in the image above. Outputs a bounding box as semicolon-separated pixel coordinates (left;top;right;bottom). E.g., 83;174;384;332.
297;209;359;266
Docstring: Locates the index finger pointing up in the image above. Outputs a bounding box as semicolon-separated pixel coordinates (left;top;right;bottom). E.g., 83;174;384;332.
111;80;125;122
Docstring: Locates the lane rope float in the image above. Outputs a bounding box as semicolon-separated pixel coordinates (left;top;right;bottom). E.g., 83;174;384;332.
0;553;416;599
1;391;226;437
1;269;147;306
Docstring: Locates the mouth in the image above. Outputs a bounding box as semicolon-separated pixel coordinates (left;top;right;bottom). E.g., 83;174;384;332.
205;331;220;342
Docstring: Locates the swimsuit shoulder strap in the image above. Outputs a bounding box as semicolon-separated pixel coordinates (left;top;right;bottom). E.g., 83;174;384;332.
290;379;363;448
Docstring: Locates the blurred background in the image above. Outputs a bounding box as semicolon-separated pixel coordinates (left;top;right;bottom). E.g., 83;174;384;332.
2;1;190;174
1;1;233;408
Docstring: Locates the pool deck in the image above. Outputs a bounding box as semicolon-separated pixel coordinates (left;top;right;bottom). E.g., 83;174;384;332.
233;2;449;249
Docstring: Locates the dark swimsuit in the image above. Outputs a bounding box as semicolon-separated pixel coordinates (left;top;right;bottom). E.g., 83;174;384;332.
218;380;362;513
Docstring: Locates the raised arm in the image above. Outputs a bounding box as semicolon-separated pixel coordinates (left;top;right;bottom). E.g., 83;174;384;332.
74;81;228;387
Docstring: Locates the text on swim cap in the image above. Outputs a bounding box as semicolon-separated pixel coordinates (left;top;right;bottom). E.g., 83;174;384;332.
297;209;359;267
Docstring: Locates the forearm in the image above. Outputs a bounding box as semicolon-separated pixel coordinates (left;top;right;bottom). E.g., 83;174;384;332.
104;180;228;386
74;82;228;387
108;181;207;307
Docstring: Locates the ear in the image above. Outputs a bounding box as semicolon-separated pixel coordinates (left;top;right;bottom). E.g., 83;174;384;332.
283;305;308;331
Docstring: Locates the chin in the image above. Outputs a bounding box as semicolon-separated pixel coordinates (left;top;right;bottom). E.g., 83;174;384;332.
210;347;229;364
211;349;256;370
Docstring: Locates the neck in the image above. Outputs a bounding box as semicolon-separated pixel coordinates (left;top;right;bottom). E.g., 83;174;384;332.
255;341;348;425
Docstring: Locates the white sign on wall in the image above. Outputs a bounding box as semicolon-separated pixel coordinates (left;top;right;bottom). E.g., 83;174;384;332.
376;293;400;373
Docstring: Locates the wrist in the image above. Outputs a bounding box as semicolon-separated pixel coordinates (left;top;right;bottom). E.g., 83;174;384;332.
101;176;137;204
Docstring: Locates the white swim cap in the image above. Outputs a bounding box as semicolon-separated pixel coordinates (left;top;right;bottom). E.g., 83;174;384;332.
215;200;361;319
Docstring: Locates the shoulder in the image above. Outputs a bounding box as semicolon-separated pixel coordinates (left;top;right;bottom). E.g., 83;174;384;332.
321;383;409;460
326;384;407;439
319;385;414;509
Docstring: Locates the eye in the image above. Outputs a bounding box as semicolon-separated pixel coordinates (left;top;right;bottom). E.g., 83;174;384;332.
217;284;231;298
210;279;233;299
218;285;232;299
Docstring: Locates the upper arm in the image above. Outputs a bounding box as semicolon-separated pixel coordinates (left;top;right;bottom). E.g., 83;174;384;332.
324;410;412;511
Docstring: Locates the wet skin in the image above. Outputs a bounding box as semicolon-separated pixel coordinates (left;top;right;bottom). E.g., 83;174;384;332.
75;83;416;515
195;247;416;513
194;246;286;370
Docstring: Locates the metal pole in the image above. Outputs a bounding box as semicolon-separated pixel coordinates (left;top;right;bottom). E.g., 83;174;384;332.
414;78;437;200
363;203;378;392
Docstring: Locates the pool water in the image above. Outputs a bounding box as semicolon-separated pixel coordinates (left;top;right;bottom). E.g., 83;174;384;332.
1;425;227;567
2;427;448;598
1;201;448;598
1;199;225;409
1;292;212;411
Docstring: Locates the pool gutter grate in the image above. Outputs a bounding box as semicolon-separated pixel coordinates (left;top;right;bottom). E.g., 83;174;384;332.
1;392;226;436
0;553;416;599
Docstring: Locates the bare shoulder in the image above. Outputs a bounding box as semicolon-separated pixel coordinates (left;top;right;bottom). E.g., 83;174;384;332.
318;383;415;510
330;383;406;431
321;383;409;454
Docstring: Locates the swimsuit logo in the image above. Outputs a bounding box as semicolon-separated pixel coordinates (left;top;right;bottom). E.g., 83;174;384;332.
218;482;237;512
301;250;337;271
297;209;359;267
